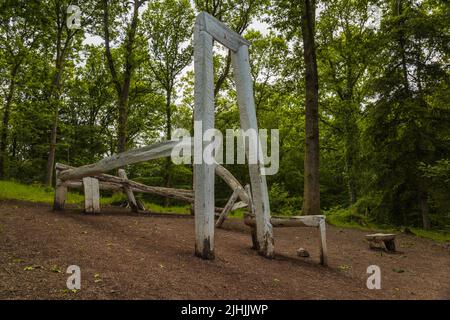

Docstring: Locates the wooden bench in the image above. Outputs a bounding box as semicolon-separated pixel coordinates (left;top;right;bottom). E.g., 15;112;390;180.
365;233;397;252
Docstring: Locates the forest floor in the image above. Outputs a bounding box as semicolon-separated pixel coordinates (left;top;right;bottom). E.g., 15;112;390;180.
0;199;449;300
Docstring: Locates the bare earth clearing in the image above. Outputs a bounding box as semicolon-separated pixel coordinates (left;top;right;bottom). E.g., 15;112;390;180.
0;200;449;299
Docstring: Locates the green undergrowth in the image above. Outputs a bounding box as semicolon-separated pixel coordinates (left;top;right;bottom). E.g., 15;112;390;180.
0;180;84;204
2;180;449;243
0;180;192;214
325;205;450;243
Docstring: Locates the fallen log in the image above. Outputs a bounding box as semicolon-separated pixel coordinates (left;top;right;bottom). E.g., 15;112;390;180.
243;215;325;228
56;163;194;203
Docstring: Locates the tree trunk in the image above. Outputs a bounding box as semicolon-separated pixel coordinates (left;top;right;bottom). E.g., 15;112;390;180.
0;63;19;179
165;89;172;206
117;87;129;153
103;0;140;154
419;190;431;230
301;0;320;216
45;57;64;186
345;122;357;205
45;107;59;185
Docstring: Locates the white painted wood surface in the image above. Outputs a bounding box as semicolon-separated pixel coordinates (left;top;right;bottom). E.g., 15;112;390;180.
118;169;139;212
215;187;241;228
195;12;250;52
82;177;100;214
193;23;215;259
215;163;250;204
244;184;259;250
231;44;274;258
56;163;194;202
244;214;328;266
318;218;328;266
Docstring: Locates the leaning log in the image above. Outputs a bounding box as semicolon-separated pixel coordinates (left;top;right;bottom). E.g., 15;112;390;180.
215;163;250;204
58;140;190;181
216;186;241;228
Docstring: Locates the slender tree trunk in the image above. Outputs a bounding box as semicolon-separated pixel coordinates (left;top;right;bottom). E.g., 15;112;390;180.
44;58;64;186
45;107;59;185
344;112;358;205
395;0;411;93
0;64;19;179
419;190;431;230
117;88;129;153
346;150;357;204
103;0;140;154
301;0;320;216
165;89;172;206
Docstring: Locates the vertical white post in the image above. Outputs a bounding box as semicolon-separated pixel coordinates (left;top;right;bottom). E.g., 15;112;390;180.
231;45;274;258
319;218;328;266
193;20;215;259
53;168;67;211
83;177;100;214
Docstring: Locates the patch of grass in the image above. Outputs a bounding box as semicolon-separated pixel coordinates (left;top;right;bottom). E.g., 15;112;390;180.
409;228;450;243
142;201;190;215
325;206;450;243
0;180;84;204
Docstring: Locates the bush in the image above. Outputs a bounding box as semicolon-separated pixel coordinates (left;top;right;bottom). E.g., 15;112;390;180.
268;182;301;215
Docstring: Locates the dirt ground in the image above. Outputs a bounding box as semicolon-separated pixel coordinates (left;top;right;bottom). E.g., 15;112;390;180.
0;200;449;300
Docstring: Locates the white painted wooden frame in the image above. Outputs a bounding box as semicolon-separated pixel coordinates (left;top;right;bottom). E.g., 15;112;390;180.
194;12;274;259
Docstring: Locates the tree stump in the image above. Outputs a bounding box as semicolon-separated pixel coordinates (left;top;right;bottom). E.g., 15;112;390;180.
365;233;397;252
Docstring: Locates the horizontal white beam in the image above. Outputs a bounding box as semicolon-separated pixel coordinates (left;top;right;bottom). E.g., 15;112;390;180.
195;11;250;52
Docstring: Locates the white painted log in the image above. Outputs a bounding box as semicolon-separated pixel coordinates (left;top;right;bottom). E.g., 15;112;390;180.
231;44;274;258
57;163;194;203
195;12;250;52
215;163;250;204
118;169;139;212
53;169;67;211
231;201;248;211
83;177;100;214
216;187;241;228
319;218;328;266
245;184;259;250
58;140;190;182
65;180;122;191
193;24;215;259
244;215;325;228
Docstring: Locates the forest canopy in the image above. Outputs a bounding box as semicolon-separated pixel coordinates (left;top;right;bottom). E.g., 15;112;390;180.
0;0;448;230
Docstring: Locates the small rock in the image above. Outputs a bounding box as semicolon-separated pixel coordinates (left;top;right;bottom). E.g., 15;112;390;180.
297;248;310;258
